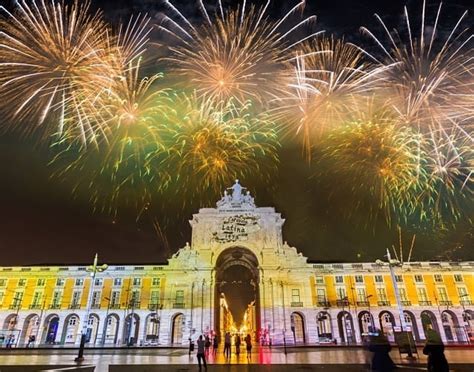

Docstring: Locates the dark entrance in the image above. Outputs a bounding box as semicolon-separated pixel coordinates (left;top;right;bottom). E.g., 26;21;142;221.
214;247;260;341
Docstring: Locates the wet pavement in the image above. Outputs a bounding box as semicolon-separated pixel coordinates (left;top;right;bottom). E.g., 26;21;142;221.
0;347;472;372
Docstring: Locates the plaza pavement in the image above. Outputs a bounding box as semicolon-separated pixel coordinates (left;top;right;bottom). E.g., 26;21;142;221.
0;347;473;372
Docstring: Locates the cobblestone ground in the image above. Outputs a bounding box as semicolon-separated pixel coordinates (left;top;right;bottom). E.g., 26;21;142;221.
0;347;472;372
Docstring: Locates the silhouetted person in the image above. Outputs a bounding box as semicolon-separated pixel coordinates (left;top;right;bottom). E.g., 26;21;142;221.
196;335;207;370
213;335;218;355
423;329;449;372
26;335;35;348
224;332;231;358
235;334;241;356
245;334;252;360
188;337;194;356
205;335;211;355
368;331;395;371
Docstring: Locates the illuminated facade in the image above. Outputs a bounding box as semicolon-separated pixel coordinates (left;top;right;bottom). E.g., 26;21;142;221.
0;181;472;347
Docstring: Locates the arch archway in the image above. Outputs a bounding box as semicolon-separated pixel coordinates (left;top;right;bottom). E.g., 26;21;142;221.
3;314;18;331
171;313;184;345
86;314;100;345
290;312;306;344
379;311;396;342
42;314;59;344
421;310;440;337
358;311;374;337
61;314;80;344
214;247;260;341
463;310;474;342
144;313;160;345
104;314;120;345
317;311;332;341
442;310;464;343
123;313;140;346
19;314;39;345
403;311;420;342
337;311;355;344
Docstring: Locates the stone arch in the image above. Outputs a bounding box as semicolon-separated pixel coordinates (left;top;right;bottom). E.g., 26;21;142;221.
463;310;474;343
290;312;306;344
358;311;374;336
214;246;260;341
316;311;332;341
3;313;18;331
87;313;100;345
403;311;420;342
19;313;39;345
441;310;464;343
61;313;80;344
337;311;355;344
421;310;440;336
144;313;160;345
41;314;59;344
379;311;396;342
123;313;140;346
103;313;120;345
171;313;185;345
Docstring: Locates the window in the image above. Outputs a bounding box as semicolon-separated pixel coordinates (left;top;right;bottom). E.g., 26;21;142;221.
152;278;160;286
0;279;6;287
417;287;428;302
317;288;326;302
0;291;4;305
434;274;443;283
92;291;101;307
132;277;141;286
94;278;103;286
335;276;344;284
113;278;122;286
375;275;383;283
437;287;449;302
457;287;470;303
111;291;120;306
32;291;42;306
355;275;364;283
68;316;78;326
18;279;26;287
395;275;403;283
130;290;140;307
52;290;62;306
72;291;81;306
336;287;347;300
35;278;45;287
75;279;84;287
315;276;324;285
356;288;367;302
376;288;388;302
150;290;160;305
414;275;423;283
454;274;463;283
399;288;408;302
175;290;184;304
56;278;65;286
291;289;301;303
12;291;23;307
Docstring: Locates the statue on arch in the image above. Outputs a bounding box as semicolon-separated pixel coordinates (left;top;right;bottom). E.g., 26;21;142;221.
229;179;246;202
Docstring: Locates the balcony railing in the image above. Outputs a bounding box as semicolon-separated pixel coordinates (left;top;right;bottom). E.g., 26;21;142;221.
460;300;472;306
401;301;412;306
336;299;350;307
377;301;391;306
419;301;432;306
29;304;42;309
439;300;452;306
356;301;369;307
317;301;331;308
69;304;81;309
109;304;121;309
148;304;162;311
8;304;20;310
173;302;185;309
90;304;101;309
49;303;61;309
291;302;303;307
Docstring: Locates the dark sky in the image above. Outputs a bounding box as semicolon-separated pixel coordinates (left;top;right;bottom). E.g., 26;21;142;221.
0;0;472;266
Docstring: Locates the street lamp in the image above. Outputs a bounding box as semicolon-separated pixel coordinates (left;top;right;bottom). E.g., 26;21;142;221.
75;254;108;362
366;294;374;333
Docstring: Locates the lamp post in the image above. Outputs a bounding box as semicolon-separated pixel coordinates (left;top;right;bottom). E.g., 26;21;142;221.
459;293;471;344
101;296;111;346
366;294;374;333
75;254;108;362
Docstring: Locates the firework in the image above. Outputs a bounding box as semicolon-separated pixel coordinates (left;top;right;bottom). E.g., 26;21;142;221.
50;62;173;216
159;0;320;106
163;95;280;201
273;36;381;158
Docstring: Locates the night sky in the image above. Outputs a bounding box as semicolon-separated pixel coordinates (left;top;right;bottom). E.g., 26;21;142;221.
0;0;472;267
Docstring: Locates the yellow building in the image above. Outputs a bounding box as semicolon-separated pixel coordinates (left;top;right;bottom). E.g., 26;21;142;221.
0;181;472;347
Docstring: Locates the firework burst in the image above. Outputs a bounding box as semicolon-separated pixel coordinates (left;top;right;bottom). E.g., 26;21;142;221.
159;0;320;106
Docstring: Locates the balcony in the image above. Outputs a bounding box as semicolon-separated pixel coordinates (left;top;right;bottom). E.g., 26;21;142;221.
109;304;121;309
336;299;350;307
29;304;42;310
148;304;162;311
69;304;81;309
401;301;412;306
49;304;61;309
317;301;331;308
173;303;185;309
377;301;391;306
291;302;303;307
356;301;369;307
439;300;452;306
419;301;432;306
90;304;101;309
460;300;472;306
8;305;20;310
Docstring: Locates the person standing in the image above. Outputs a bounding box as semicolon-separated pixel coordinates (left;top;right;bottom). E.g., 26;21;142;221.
224;332;231;359
235;334;241;356
196;335;207;370
212;335;219;356
245;334;252;361
423;329;449;372
368;331;395;372
205;335;211;355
